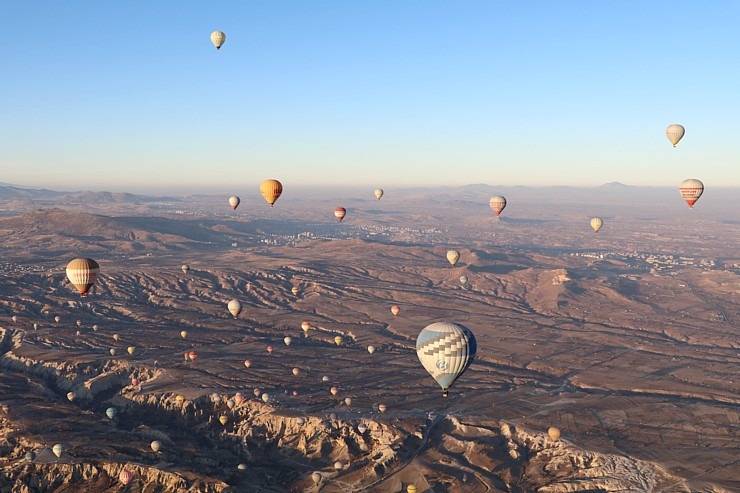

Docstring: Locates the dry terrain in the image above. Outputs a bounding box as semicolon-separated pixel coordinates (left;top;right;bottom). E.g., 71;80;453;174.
0;185;738;492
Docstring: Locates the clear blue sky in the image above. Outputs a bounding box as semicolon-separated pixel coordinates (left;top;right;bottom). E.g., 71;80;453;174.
1;1;739;191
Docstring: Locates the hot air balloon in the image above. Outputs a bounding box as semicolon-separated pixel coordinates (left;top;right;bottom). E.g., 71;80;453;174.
330;386;339;396
358;423;368;434
238;463;247;471
334;207;347;222
284;336;292;346
334;461;343;471
234;393;244;405
291;286;299;296
210;30;226;50
292;367;300;376
666;124;685;147
267;345;273;355
66;258;100;296
378;403;387;413
175;395;185;404
407;486;418;493
227;299;242;318
109;348;116;356
261;393;270;403
253;388;261;397
219;415;228;426
446;250;460;266
260;179;283;207
322;375;330;382
679;179;704;208
181;264;190;274
334;335;343;346
54;316;61;323
548;426;561;441
416;322;477;397
180;330;187;338
590;217;603;233
188;351;197;362
92;324;99;331
459;275;468;286
127;346;136;355
374;188;384;200
11;316;17;323
113;334;120;341
66;392;76;402
301;321;310;334
344;397;352;407
391;305;400;317
106;407;118;419
151;441;161;453
312;472;322;484
228;195;240;210
489;195;507;217
119;470;134;486
244;359;252;368
131;378;140;386
52;444;64;458
367;345;375;354
226;398;235;409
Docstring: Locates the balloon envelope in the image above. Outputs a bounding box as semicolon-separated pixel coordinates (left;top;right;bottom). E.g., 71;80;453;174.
228;195;240;210
52;444;64;458
119;470;134;486
227;299;242;318
334;335;343;346
590;217;603;233
151;440;162;452
334;207;347;222
66;258;100;296
489;195;507;216
459;275;468;286
367;345;375;354
446;250;460;266
679;179;704;208
548;426;561;441
210;30;226;49
181;264;190;274
291;286;299;295
284;336;292;346
219;415;228;425
106;407;117;419
391;305;400;316
416;322;476;396
374;188;384;200
665;124;685;147
66;392;75;401
260;179;283;207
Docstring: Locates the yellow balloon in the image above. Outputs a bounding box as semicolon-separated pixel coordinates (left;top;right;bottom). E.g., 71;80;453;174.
260;179;283;207
548;426;561;441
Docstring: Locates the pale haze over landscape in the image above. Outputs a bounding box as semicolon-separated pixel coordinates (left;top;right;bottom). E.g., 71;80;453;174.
0;2;738;493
